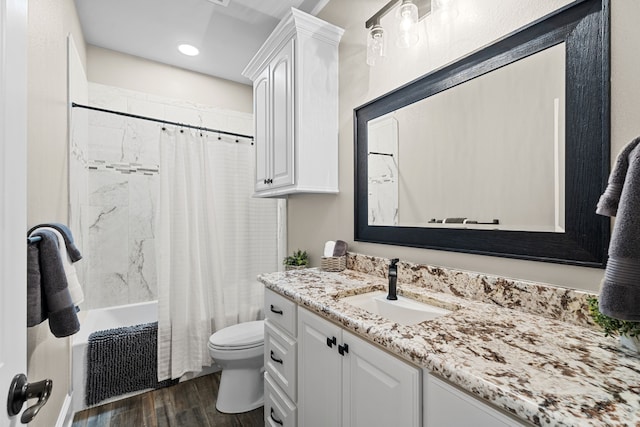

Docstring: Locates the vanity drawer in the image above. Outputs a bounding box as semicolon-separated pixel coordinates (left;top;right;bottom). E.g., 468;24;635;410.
265;319;297;400
265;372;297;427
265;288;297;336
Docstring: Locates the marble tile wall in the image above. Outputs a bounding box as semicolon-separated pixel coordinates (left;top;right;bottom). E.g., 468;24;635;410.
346;252;598;329
70;83;253;310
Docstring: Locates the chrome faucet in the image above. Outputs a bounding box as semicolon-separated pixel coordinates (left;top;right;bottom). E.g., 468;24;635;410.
387;258;399;300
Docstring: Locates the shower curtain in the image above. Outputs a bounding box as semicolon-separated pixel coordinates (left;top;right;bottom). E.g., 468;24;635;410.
156;128;279;381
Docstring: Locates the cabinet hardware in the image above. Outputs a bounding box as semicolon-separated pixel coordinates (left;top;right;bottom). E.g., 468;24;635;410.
270;304;283;315
338;343;349;356
270;407;284;425
326;336;337;348
270;350;283;364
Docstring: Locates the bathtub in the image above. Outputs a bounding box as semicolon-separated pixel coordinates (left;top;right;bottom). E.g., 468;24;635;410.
71;301;158;414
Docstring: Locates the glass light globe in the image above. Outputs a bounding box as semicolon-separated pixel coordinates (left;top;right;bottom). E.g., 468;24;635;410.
396;0;419;48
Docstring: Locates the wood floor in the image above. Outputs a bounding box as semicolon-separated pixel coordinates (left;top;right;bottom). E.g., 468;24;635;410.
72;372;263;427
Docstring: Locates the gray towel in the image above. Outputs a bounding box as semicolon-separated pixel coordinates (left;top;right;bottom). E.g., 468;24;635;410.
28;223;82;262
596;139;640;321
27;230;80;337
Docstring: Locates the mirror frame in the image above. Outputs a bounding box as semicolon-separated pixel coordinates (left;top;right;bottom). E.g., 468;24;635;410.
354;0;610;267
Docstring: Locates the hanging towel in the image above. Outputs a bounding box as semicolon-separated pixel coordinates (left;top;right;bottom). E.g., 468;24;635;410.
26;230;80;337
28;223;82;262
596;137;640;321
30;227;84;305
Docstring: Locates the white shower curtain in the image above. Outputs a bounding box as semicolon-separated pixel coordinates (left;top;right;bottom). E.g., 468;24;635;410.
156;128;279;381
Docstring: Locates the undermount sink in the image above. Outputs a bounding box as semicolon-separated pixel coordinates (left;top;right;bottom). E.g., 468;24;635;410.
340;291;452;326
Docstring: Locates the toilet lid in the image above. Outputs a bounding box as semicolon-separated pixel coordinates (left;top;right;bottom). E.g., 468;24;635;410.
209;320;264;349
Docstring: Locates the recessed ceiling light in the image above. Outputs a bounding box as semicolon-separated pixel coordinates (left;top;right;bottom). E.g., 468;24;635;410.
178;44;200;56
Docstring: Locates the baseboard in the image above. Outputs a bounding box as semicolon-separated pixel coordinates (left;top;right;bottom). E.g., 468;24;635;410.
56;393;73;427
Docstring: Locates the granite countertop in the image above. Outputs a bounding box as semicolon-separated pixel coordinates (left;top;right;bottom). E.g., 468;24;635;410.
259;268;640;427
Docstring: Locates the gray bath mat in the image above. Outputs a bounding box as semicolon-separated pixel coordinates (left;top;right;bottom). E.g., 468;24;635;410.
86;321;176;406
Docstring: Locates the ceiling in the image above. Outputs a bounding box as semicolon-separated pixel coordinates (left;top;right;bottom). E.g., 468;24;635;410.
74;0;330;85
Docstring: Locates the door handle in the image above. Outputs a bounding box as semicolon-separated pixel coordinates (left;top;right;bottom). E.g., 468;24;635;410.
6;373;53;424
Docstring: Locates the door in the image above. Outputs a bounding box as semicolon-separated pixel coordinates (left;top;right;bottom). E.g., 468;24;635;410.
342;330;421;427
0;0;28;426
254;66;270;192
269;38;295;189
297;308;341;427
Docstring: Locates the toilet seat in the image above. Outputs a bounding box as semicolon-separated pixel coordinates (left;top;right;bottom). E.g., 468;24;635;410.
208;320;264;351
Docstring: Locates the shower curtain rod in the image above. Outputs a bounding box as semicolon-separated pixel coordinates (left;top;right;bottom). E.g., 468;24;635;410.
71;102;254;141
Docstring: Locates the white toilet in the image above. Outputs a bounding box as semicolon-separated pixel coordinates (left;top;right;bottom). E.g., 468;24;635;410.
208;320;265;413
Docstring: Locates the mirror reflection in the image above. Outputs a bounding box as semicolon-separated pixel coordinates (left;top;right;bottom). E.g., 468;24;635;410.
368;43;566;232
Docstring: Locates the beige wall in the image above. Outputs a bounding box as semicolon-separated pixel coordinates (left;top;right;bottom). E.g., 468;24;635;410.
87;46;253;114
27;1;86;425
283;0;640;293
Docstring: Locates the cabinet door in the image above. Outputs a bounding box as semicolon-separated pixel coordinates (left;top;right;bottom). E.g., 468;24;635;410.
298;308;342;427
270;38;295;189
425;373;526;427
254;66;270;191
342;330;421;427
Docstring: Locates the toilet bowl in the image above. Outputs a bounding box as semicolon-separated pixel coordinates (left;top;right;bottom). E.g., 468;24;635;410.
208;320;265;413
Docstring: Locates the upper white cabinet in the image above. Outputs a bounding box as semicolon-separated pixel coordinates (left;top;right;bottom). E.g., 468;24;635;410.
242;8;344;197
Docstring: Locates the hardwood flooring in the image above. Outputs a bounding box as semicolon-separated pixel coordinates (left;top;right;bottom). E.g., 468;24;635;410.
72;372;263;427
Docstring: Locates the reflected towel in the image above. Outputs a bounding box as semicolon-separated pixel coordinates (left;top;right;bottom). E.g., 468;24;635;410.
27;229;80;337
596;138;640;321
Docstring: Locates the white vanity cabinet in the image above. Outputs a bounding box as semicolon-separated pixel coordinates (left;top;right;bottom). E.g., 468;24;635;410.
424;372;530;427
242;8;344;197
298;307;421;427
264;289;298;426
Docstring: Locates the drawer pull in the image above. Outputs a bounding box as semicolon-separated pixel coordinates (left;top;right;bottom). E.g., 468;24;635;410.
326;336;337;348
270;304;284;315
270;407;284;425
270;350;283;364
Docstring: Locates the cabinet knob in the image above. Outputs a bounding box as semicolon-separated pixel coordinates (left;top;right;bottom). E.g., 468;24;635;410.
338;343;349;356
326;336;337;348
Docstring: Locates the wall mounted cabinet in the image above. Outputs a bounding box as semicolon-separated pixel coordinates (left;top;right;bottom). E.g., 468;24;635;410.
243;8;344;198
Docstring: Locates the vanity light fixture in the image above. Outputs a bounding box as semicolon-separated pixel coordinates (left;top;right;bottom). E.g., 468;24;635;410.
365;0;430;65
366;20;386;66
396;0;420;48
178;43;200;56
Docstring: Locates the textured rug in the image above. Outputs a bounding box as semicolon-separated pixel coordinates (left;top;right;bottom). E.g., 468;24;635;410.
86;321;176;406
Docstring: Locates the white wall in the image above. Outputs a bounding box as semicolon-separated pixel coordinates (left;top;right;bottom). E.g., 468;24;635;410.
282;0;640;293
87;46;252;114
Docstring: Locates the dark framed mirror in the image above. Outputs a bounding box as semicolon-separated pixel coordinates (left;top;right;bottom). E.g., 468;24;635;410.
354;0;610;267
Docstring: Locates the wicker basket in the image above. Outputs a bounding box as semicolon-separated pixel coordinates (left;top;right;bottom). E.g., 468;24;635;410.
321;256;346;272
